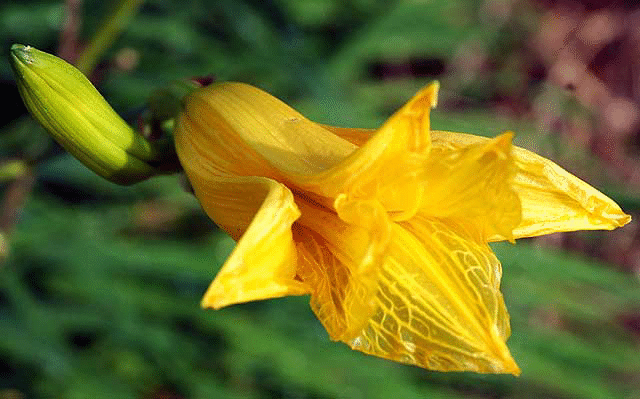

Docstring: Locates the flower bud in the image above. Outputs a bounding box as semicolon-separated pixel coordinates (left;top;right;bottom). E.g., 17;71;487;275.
10;44;166;185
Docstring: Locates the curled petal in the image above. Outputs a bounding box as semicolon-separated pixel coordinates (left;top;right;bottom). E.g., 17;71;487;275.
330;125;629;238
176;83;313;309
429;131;631;239
293;83;439;220
190;174;309;309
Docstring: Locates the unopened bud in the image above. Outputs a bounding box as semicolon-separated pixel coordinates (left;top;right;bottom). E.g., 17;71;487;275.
10;44;170;185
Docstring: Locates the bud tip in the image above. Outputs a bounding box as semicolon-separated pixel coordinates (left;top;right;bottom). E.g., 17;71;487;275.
10;44;32;65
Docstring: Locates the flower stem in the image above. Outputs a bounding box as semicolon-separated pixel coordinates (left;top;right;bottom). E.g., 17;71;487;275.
75;0;144;75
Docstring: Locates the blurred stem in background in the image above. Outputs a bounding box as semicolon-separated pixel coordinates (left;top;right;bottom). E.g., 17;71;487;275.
73;0;145;75
0;160;33;256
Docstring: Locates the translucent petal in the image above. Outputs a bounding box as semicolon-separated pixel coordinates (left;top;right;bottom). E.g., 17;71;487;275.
421;132;522;242
348;216;519;374
294;198;389;340
509;144;630;237
294;198;518;374
430;130;631;239
193;175;309;309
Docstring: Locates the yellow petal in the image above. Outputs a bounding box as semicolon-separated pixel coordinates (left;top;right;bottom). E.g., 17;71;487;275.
294;197;389;340
421;132;522;242
509;144;630;237
430;130;631;239
177;81;441;220
177;82;356;179
328;121;629;238
293;83;439;213
197;176;309;309
176;104;311;308
353;215;519;374
295;199;519;374
320;125;374;147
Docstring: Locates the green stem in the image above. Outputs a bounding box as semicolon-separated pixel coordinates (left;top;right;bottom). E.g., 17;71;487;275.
75;0;145;75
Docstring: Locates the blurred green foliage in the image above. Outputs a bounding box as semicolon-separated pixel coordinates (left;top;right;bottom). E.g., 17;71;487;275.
1;0;639;398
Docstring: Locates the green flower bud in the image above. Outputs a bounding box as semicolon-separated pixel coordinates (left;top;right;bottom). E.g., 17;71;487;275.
10;44;166;185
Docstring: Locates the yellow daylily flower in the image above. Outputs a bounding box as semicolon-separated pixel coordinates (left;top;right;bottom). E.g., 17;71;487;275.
174;82;630;375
